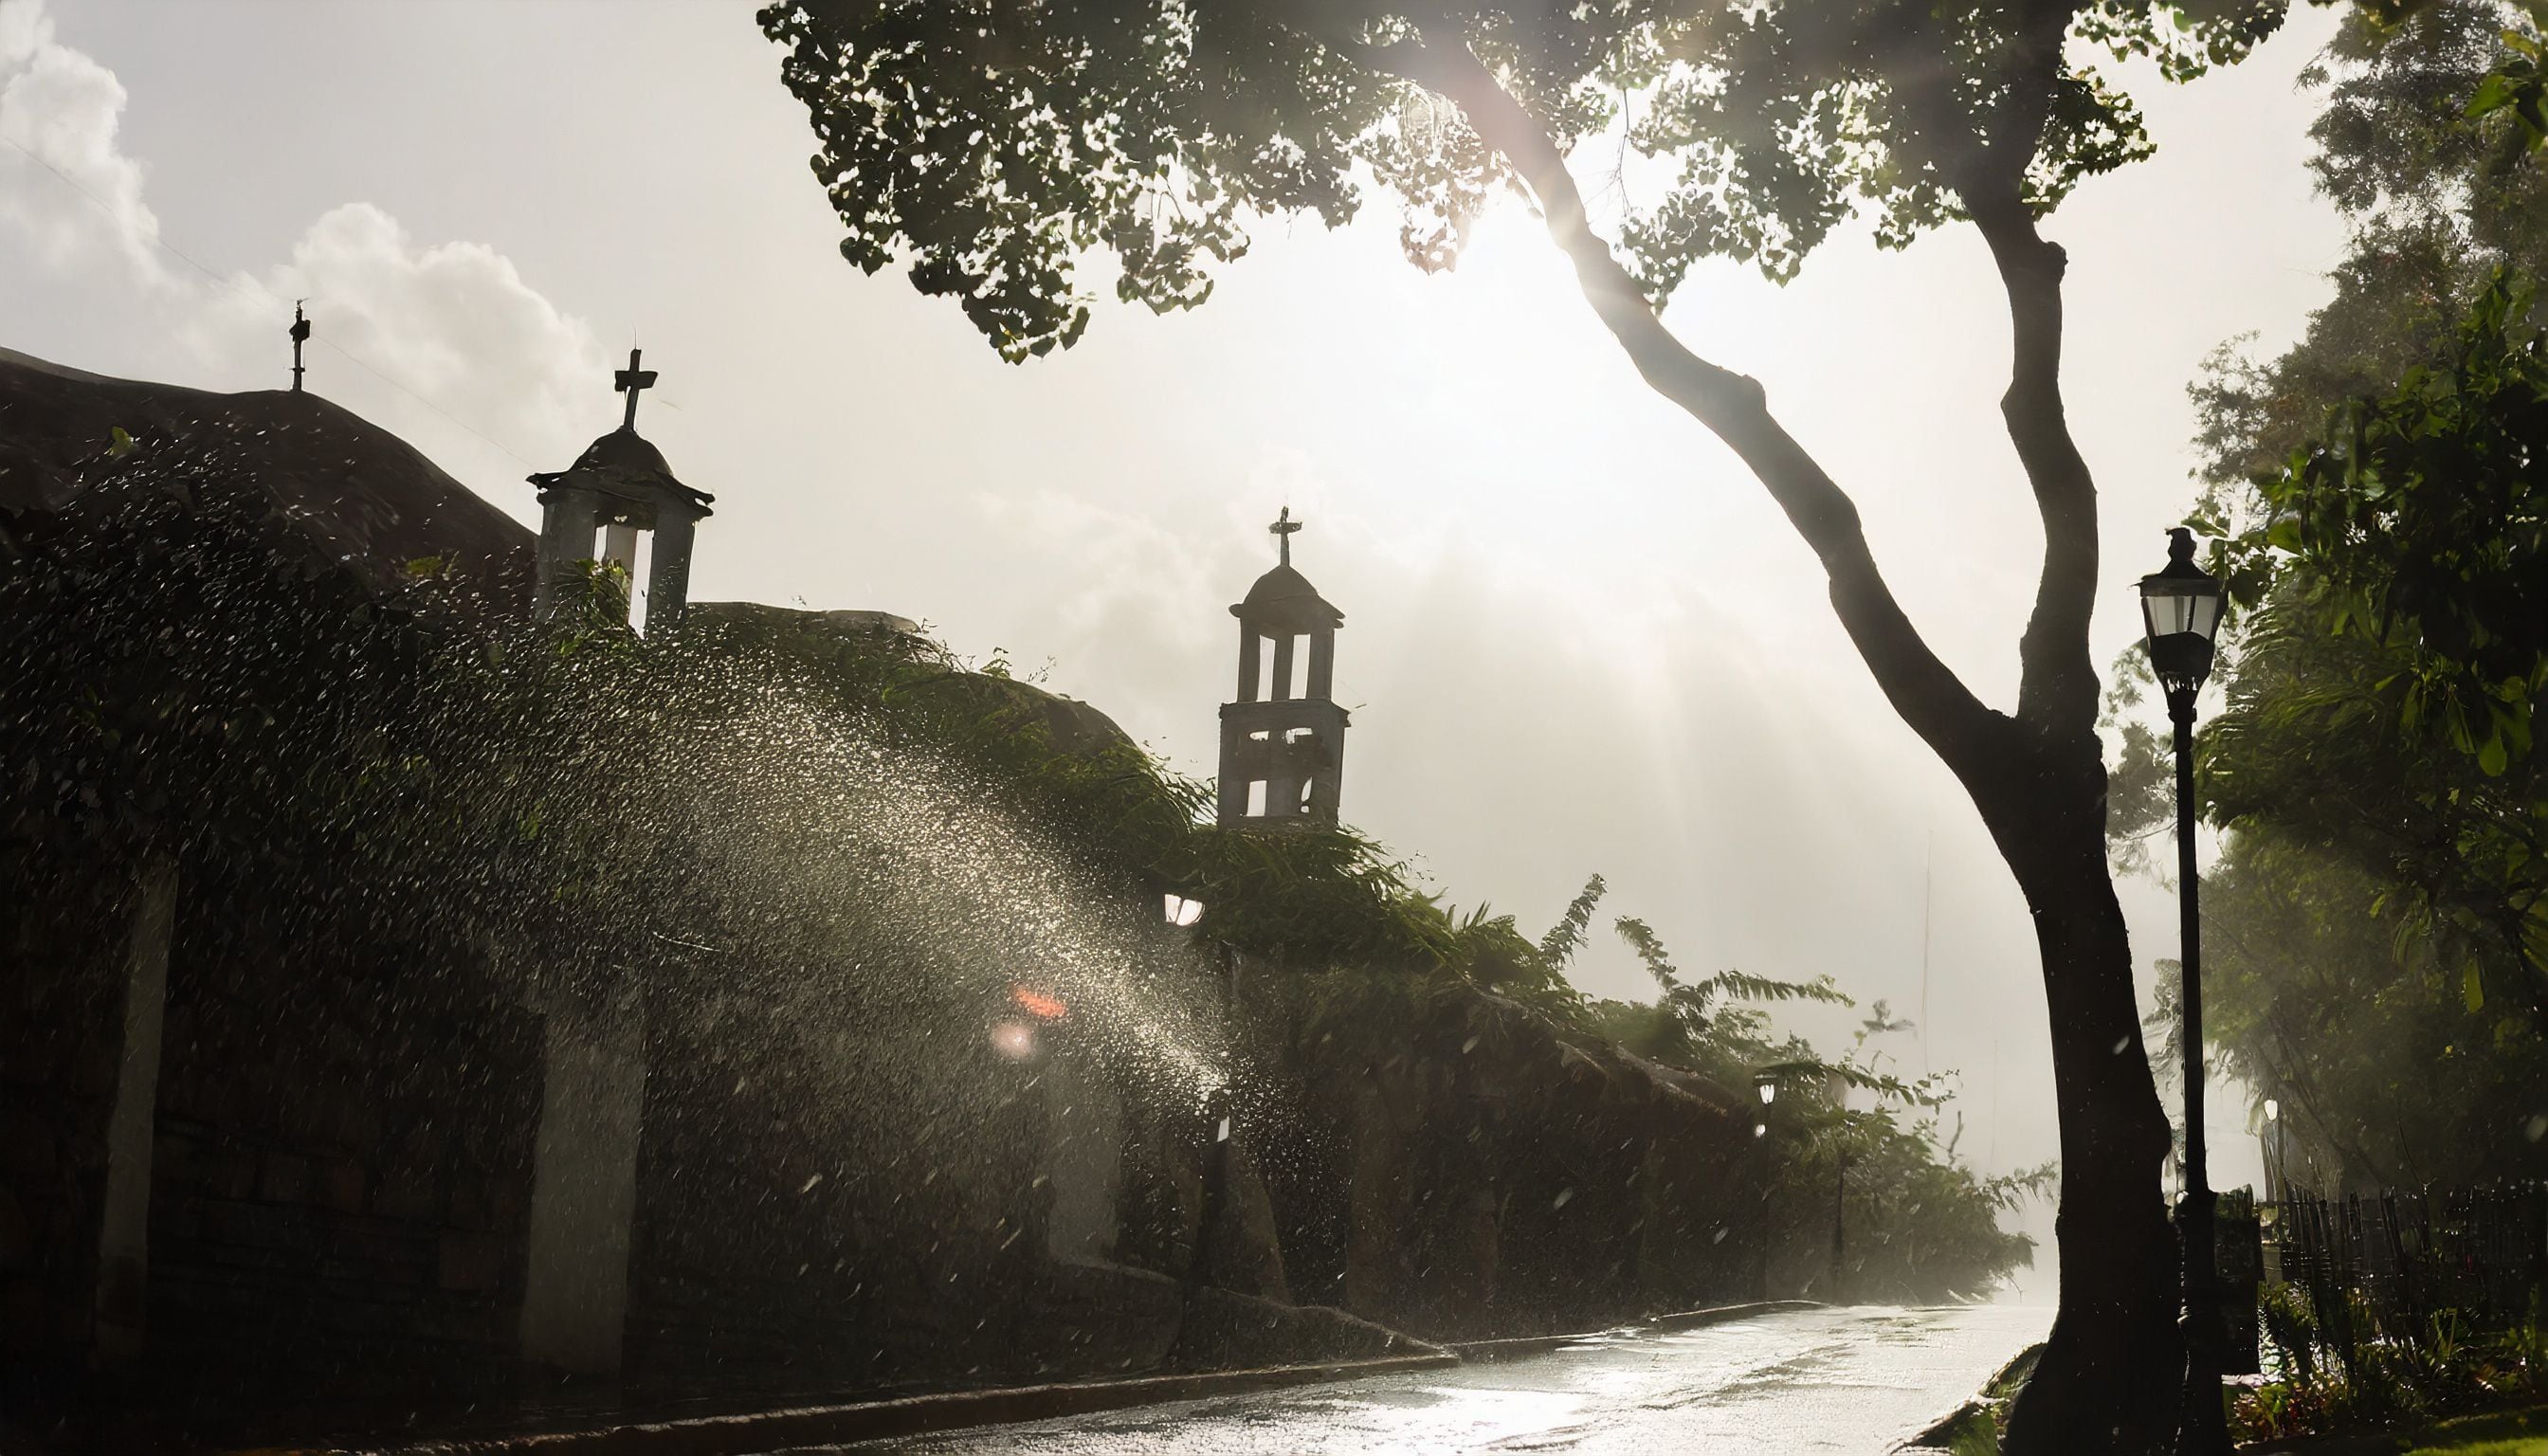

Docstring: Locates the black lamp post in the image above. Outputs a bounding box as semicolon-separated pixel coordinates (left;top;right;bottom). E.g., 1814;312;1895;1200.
1831;1136;1847;1307
2262;1098;2282;1202
1754;1074;1776;1297
2139;526;2230;1455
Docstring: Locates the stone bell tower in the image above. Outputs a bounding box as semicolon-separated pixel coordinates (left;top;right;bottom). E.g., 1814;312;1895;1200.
528;348;714;633
1218;509;1348;828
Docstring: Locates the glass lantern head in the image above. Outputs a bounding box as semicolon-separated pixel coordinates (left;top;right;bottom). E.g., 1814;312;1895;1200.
2139;527;2225;701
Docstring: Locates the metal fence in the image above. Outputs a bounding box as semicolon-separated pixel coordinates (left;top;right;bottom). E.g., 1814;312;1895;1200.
2266;1184;2548;1336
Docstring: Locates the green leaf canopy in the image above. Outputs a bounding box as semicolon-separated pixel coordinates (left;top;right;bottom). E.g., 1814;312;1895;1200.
759;0;2284;360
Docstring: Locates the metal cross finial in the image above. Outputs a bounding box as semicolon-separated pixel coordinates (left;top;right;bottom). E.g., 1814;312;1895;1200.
288;301;310;393
614;347;659;431
1270;506;1303;566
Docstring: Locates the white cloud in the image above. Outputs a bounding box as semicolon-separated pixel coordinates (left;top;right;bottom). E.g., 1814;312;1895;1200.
185;203;604;464
0;0;167;283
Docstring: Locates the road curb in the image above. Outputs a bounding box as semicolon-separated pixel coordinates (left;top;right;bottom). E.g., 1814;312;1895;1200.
376;1351;1458;1456
367;1301;1825;1453
1649;1299;1827;1330
1449;1299;1828;1361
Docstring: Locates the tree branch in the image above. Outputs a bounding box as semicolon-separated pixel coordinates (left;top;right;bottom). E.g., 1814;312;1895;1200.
1975;204;2101;732
1902;4;2104;733
1354;26;2006;777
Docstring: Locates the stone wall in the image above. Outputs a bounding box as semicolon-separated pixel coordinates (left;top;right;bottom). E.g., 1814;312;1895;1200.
0;848;131;1414
623;985;1057;1397
142;861;543;1414
1253;974;1765;1342
5;854;1770;1450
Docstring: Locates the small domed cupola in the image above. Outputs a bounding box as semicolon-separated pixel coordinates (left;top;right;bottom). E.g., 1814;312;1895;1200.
1217;509;1349;828
527;349;713;634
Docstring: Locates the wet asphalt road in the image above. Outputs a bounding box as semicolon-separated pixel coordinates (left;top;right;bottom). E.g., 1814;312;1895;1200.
816;1303;2052;1454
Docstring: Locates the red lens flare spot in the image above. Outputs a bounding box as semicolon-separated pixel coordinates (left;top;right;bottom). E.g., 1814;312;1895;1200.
1011;986;1067;1021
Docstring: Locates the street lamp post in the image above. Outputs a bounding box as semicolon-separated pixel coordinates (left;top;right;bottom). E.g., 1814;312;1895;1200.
1831;1138;1847;1307
1754;1075;1776;1298
2139;526;2230;1455
2263;1098;2284;1202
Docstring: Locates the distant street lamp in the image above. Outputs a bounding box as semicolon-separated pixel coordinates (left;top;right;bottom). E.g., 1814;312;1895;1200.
2139;526;2230;1456
2262;1098;2282;1201
1831;1132;1848;1307
1754;1074;1777;1297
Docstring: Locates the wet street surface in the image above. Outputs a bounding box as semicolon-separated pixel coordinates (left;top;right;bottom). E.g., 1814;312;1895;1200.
817;1303;2051;1454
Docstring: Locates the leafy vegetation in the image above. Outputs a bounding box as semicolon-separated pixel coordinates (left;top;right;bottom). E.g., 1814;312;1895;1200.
1541;875;2045;1301
2230;1287;2548;1441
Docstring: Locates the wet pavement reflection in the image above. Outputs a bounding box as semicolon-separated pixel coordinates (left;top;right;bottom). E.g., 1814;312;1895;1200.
818;1303;2052;1454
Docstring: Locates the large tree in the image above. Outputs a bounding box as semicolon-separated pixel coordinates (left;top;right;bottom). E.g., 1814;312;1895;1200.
755;2;2288;1444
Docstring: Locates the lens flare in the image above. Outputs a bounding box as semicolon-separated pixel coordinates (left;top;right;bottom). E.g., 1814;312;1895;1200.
1010;986;1068;1021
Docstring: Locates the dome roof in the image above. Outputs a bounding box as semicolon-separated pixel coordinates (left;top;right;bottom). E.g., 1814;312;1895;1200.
527;426;713;512
1232;562;1342;631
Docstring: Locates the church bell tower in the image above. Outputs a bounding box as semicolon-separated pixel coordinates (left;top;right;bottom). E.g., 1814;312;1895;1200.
1218;509;1348;829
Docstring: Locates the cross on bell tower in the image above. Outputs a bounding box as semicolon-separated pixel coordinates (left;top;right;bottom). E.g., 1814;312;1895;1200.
614;348;657;431
1216;511;1349;829
1270;505;1302;566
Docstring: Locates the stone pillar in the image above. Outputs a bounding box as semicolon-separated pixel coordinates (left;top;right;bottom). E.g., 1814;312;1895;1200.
534;486;602;621
1041;1053;1123;1265
93;853;176;1361
1269;634;1295;701
646;512;697;636
1305;628;1334;701
518;984;646;1375
1203;1129;1292;1302
1343;1071;1415;1318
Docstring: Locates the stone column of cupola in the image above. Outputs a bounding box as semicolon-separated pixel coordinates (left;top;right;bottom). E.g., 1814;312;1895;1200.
534;485;603;622
1269;633;1296;701
1306;628;1335;701
646;512;698;636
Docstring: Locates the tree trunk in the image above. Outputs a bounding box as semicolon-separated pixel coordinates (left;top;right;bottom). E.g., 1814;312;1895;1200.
1979;746;2182;1455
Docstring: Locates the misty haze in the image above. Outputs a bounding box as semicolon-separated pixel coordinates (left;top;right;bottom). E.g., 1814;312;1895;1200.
4;1;2546;1452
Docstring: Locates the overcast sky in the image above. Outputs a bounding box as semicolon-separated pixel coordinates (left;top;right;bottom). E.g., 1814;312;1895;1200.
3;0;2354;1296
